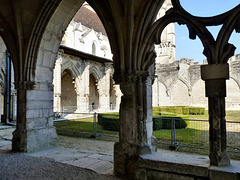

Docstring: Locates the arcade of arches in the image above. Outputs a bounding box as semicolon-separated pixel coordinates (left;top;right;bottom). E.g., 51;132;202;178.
0;0;239;179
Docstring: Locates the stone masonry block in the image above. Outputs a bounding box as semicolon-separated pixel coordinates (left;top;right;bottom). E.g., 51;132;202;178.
138;152;209;178
26;109;41;119
42;109;49;117
27;90;52;101
43;31;52;41
147;170;194;180
27;118;48;129
36;49;44;66
27;100;52;109
48;117;54;127
43;51;52;67
35;66;52;82
44;36;56;51
26;127;58;153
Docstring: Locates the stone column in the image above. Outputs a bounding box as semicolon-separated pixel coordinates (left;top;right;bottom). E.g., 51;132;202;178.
99;63;111;111
114;84;122;111
12;81;58;152
114;71;153;175
201;63;230;166
84;61;90;111
76;94;88;112
98;94;109;112
53;56;62;113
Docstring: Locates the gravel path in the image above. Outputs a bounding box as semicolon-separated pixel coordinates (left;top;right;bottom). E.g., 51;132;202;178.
0;127;121;180
0;153;119;180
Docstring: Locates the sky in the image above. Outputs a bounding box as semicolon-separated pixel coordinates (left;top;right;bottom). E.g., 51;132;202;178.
175;0;240;63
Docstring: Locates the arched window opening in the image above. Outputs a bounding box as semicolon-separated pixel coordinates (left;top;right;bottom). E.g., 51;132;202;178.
92;42;96;55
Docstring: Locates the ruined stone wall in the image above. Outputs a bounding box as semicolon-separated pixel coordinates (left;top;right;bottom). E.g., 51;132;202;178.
152;56;240;110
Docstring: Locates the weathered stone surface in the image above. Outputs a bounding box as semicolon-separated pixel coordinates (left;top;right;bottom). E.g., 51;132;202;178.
201;64;229;80
146;170;194;180
209;160;240;180
25;127;59;153
135;151;240;180
137;152;209;178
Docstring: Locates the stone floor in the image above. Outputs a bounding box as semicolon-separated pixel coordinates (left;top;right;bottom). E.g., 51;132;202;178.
0;125;120;179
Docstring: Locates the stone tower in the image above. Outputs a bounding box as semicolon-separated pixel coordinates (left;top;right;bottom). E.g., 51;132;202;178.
155;0;175;64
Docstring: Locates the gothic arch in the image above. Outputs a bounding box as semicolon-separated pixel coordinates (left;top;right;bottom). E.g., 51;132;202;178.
158;79;170;96
61;60;80;79
191;79;207;107
178;77;191;96
34;0;85;83
229;76;240;90
61;69;77;109
226;78;240;109
171;79;190;106
89;65;101;82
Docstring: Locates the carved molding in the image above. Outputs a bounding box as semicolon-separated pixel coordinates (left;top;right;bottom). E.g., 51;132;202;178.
113;71;150;84
17;81;37;90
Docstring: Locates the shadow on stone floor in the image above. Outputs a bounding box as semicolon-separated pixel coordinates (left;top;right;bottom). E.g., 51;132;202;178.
0;126;122;179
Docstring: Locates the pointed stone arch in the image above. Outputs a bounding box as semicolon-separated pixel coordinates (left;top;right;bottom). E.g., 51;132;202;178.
171;79;190;106
229;76;240;90
89;65;101;82
61;69;77;111
178;77;192;96
191;79;207;107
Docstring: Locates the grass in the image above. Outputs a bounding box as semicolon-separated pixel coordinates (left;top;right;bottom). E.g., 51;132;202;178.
54;118;119;136
54;109;240;160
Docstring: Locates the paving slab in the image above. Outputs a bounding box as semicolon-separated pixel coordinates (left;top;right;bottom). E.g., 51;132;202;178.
65;157;101;168
87;160;114;174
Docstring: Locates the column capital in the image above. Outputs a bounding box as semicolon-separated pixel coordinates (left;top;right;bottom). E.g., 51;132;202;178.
113;71;150;84
201;63;229;98
201;63;229;81
17;81;38;90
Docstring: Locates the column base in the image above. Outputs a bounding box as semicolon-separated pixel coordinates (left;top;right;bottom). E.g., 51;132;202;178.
209;151;230;166
114;142;152;176
12;127;58;153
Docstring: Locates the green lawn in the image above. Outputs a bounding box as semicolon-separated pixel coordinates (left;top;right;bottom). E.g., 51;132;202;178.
54;109;240;159
54;118;119;136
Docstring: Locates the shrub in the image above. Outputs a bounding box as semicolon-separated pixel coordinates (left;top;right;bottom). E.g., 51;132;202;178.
98;113;103;125
99;112;188;132
153;117;162;130
188;107;205;115
98;113;119;131
153;106;205;115
161;117;187;129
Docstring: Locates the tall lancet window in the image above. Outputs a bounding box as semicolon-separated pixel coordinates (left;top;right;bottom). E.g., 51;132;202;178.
92;43;96;55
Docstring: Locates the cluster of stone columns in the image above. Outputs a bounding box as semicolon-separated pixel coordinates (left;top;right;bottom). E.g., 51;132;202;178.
114;71;153;175
53;53;118;113
113;63;231;176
